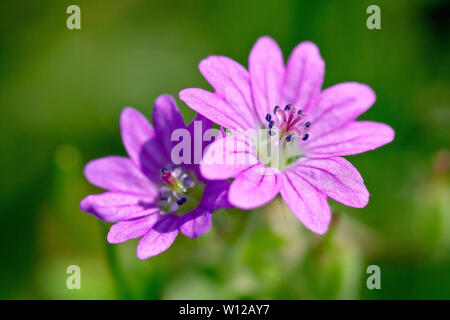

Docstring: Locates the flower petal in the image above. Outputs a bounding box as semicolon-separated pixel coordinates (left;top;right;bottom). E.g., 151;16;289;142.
80;192;159;222
179;207;212;239
107;214;159;244
136;214;179;259
83;156;157;195
201;180;233;210
120;107;167;180
281;170;331;234
229;165;281;209
179;88;248;130
292;157;369;208
249;36;285;123
200;133;259;180
305;121;395;157
153;94;186;159
199;56;259;128
307;82;376;137
283;41;325;111
184;113;213;177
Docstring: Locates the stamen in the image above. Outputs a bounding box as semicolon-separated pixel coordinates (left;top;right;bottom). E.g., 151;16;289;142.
159;166;195;211
285;134;293;142
265;104;311;143
273;106;279;114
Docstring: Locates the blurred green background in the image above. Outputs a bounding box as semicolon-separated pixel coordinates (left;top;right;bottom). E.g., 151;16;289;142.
0;0;449;299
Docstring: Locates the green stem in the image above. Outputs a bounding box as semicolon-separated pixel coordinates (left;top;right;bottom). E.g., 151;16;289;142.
100;223;133;299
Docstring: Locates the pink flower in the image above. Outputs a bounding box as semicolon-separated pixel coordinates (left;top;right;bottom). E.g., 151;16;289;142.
80;95;231;259
180;36;394;234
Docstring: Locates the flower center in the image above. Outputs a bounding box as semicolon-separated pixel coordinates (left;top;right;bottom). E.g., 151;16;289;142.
159;166;204;215
256;104;311;170
265;104;311;142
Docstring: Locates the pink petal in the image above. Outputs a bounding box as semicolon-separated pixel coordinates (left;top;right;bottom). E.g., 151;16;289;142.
229;165;281;209
283;41;325;111
292;157;369;208
199;56;259;128
179;207;212;239
200;134;259;180
136;214;179;259
80;192;159;222
83;156;157;195
281;170;331;234
120;107;166;180
249;36;285;123
153;94;186;159
307;82;376;137
179;88;249;130
107;213;159;244
201;180;232;210
185;113;213;176
305;121;395;157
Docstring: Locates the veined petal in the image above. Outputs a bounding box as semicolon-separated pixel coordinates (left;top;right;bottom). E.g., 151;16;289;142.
136;214;179;259
201;180;232;210
307;82;376;137
200;133;259;180
153;94;186;159
249;36;285;123
184;113;213;176
292;157;369;208
80;192;159;222
107;213;159;244
179;207;212;239
83;156;157;195
305;121;395;157
229;165;281;209
179;88;249;130
281;170;331;234
199;56;259;128
120;107;166;180
283;41;325;111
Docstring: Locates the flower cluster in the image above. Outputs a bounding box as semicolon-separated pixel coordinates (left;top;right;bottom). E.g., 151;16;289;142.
81;37;394;259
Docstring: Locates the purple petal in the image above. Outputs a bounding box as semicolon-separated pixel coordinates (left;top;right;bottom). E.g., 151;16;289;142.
229;165;281;209
83;156;157;195
307;82;376;137
200;134;259;180
107;213;159;244
80;192;159;222
136;214;179;259
199;56;259;128
120;107;167;181
179;207;212;239
281;170;331;234
201;180;233;210
179;88;249;131
184;113;213;176
153;95;186;159
249;36;285;123
305;121;395;157
283;41;325;111
292;157;369;208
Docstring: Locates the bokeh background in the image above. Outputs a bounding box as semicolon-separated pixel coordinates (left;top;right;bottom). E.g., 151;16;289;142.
0;0;449;299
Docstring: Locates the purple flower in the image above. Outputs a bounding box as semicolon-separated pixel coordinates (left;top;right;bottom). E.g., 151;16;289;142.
80;95;231;259
180;36;394;234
